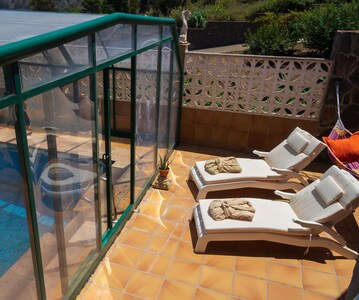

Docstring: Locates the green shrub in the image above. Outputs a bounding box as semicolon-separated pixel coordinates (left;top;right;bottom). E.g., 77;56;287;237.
264;0;317;13
244;12;300;56
297;2;359;57
245;24;292;55
128;0;140;14
169;7;184;27
187;8;207;28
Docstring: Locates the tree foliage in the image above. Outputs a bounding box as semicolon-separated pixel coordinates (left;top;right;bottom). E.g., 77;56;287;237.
245;12;300;56
245;1;359;57
30;0;56;11
128;0;140;13
148;0;184;15
81;0;103;13
297;2;359;57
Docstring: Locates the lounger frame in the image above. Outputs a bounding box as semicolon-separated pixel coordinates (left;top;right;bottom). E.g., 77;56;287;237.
189;165;306;200
193;205;358;259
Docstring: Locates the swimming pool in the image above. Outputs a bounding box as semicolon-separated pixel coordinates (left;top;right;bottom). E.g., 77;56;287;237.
0;145;92;276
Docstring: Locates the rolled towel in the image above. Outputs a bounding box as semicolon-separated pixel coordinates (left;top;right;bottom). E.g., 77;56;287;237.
209;198;255;221
205;156;242;175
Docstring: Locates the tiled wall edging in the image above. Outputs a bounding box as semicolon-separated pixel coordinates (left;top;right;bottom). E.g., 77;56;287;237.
179;107;317;152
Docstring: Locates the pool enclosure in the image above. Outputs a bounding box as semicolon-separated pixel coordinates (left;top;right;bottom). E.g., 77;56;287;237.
0;10;183;299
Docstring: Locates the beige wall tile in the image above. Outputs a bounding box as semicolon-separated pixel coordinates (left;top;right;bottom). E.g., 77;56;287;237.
194;125;213;145
180;124;195;144
213;111;233;127
266;134;287;150
195;110;214;125
226;130;249;150
231;114;251;129
181;107;196;125
250;115;271;134
247;132;268;150
211;127;230;146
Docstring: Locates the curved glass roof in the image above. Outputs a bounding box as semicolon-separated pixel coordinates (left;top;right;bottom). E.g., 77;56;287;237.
0;10;102;46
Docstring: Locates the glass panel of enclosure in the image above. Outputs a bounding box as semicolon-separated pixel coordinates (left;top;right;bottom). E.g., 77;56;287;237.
169;57;181;149
0;65;15;97
0;67;5;97
25;78;99;298
162;26;172;39
137;25;160;49
111;68;131;219
113;69;131;132
0;14;182;299
0;105;37;299
96;24;133;63
19;36;91;91
158;42;172;155
134;49;158;200
96;71;109;235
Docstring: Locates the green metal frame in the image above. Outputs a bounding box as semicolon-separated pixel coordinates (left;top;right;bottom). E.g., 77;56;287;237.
0;12;183;300
12;62;47;299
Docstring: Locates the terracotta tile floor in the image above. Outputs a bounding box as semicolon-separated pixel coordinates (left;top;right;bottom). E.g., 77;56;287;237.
77;145;359;300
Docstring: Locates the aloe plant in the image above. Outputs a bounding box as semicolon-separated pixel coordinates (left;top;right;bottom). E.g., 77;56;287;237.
158;151;173;170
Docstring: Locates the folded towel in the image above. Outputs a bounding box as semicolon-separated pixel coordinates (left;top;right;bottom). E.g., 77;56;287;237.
209;198;255;221
205;156;242;175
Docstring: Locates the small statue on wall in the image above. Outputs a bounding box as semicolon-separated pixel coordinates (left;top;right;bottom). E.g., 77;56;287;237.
179;10;191;44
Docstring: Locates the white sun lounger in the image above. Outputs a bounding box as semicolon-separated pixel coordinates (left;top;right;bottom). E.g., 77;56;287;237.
193;165;359;259
189;127;327;200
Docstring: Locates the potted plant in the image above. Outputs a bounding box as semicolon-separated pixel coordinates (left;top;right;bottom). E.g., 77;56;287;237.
158;151;173;178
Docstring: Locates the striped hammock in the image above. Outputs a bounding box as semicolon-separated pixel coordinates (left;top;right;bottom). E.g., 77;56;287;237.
325;82;359;179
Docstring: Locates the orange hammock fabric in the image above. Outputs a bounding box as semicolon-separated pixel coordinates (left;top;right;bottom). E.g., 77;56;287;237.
322;83;359;179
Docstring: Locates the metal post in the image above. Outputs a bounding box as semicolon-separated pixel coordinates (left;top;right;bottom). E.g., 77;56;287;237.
88;33;102;250
45;127;68;294
103;67;114;226
12;62;47;299
154;27;163;165
166;41;174;150
130;24;137;205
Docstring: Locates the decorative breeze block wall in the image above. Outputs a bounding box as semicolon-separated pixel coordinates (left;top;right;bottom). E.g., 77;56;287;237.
183;53;332;120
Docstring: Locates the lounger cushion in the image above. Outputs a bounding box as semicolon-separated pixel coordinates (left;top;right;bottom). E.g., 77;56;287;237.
287;130;309;153
197;198;308;234
194;158;281;185
315;175;343;205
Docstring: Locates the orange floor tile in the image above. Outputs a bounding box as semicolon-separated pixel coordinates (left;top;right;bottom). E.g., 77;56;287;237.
77;145;359;300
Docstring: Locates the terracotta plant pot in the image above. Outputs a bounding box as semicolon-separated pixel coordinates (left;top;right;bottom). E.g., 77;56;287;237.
159;168;170;178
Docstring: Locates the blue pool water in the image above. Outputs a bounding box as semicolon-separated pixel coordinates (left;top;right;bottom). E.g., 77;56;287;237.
0;146;91;276
0;200;53;276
